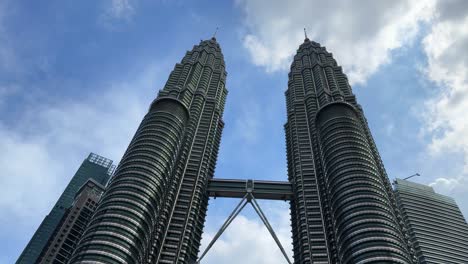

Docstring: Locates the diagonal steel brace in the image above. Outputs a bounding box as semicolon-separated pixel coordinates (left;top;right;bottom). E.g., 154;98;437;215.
196;194;249;263
196;193;292;264
250;195;292;264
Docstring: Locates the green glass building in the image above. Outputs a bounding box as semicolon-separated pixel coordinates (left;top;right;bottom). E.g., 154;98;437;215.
16;153;114;264
394;179;468;263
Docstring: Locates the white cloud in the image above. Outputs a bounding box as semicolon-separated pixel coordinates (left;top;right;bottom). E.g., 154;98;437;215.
429;177;465;192
238;0;435;84
0;0;147;224
99;0;136;30
238;0;468;218
428;175;468;214
201;203;292;264
422;11;468;162
420;0;468;214
0;128;63;221
108;0;135;20
0;64;162;226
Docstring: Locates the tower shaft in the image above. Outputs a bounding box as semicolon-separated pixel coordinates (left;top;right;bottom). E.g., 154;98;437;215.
69;38;227;264
285;40;415;263
152;39;227;264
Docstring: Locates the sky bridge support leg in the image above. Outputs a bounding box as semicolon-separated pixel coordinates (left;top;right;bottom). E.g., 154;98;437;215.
195;193;292;264
196;194;249;263
250;196;292;264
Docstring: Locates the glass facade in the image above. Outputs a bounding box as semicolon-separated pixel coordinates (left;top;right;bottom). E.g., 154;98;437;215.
394;179;468;263
16;153;114;264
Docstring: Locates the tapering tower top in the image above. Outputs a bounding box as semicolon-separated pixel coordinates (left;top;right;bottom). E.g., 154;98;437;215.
158;36;226;110
287;39;354;109
304;28;309;42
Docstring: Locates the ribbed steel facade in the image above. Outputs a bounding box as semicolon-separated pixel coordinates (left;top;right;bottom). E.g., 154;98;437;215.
70;38;227;264
394;179;468;263
285;39;415;263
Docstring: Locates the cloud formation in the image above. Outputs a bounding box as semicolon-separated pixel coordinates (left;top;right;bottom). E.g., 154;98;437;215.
238;0;435;84
99;0;136;29
201;202;292;264
421;0;468;211
0;64;161;226
236;0;468;216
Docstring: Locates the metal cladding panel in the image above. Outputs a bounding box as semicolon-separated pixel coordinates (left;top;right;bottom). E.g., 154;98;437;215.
285;39;415;263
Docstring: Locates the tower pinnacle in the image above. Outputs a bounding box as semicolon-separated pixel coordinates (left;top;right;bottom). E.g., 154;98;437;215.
304;27;309;41
212;26;219;41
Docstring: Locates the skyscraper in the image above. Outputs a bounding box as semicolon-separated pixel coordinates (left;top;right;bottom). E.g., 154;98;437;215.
38;179;106;264
394;178;468;263
70;37;227;264
284;38;415;263
17;153;114;264
67;37;418;264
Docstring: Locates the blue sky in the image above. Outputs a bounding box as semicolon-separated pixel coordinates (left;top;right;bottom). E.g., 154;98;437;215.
1;0;468;263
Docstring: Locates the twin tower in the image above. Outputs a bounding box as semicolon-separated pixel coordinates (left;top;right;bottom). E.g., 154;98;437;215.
69;37;416;263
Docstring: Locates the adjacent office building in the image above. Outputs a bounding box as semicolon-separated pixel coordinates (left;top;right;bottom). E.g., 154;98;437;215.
38;179;106;264
17;153;114;264
394;179;468;263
